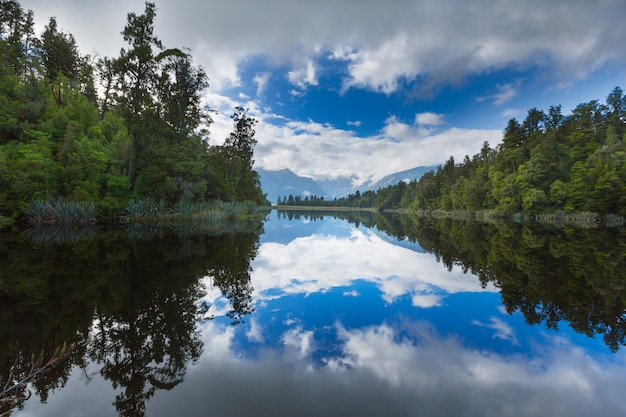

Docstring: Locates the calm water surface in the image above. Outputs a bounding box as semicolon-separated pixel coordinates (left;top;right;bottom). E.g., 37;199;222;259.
2;211;626;417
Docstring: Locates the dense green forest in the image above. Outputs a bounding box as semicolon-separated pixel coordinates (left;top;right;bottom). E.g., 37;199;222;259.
0;1;267;220
280;87;626;217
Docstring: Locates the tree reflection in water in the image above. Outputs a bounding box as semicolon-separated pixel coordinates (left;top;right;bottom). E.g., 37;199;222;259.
0;219;263;416
372;214;626;352
278;210;626;351
3;212;625;415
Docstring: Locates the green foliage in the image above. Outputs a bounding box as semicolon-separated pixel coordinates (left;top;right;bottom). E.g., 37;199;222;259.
21;197;96;224
0;2;266;219
313;87;626;216
207;108;267;205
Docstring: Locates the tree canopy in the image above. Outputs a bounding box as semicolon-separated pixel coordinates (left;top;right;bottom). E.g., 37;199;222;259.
285;86;626;217
0;1;267;218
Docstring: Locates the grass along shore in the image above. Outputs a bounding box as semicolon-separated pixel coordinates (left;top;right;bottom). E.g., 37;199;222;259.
17;197;263;226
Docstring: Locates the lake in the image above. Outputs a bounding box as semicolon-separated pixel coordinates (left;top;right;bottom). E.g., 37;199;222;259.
2;210;626;417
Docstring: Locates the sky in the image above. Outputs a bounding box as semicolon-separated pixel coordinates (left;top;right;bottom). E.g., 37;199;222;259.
20;0;626;186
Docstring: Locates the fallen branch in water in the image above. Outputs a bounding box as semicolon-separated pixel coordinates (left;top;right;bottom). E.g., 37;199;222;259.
0;342;72;416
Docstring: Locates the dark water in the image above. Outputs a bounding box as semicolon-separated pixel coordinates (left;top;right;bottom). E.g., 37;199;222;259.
2;211;626;417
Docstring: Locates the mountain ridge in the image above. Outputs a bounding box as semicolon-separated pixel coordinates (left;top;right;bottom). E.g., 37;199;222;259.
256;168;331;203
257;165;437;203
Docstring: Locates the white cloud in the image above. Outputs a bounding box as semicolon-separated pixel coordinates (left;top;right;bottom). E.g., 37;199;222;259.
332;322;619;402
472;316;520;345
493;83;519;105
282;327;315;358
415;112;445;126
381;115;416;140
287;59;318;88
246;318;265;343
253;72;271;96
501;108;524;118
250;110;501;184
339;33;417;94
25;317;626;417
288;89;305;97
478;82;520;105
249;226;497;306
412;293;444;308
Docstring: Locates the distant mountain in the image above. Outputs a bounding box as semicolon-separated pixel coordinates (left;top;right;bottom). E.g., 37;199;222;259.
368;165;437;191
316;176;359;198
257;165;438;202
316;166;438;198
256;168;330;203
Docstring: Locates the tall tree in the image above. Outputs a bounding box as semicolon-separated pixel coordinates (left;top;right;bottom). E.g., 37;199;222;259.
210;107;266;204
606;86;625;136
0;0;36;76
224;106;258;170
116;2;163;186
39;17;81;105
39;17;78;82
155;48;211;136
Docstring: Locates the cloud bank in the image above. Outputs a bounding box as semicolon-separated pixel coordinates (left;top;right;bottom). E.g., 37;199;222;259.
25;0;622;91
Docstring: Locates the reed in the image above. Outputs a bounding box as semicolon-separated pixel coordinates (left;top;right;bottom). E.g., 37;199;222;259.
22;223;97;244
124;199;259;224
21;198;97;225
530;211;600;228
602;213;625;228
406;208;618;228
123;198;164;219
0;215;12;228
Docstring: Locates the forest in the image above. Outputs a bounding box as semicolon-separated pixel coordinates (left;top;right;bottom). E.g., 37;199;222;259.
0;1;267;221
280;86;626;218
4;0;626;223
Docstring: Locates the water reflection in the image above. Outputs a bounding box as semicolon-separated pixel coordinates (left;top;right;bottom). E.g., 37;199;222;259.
1;220;262;417
142;320;625;417
251;213;497;307
4;212;626;416
406;217;626;352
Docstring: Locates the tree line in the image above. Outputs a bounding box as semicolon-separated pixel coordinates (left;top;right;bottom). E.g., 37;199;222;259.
0;1;267;218
279;86;626;216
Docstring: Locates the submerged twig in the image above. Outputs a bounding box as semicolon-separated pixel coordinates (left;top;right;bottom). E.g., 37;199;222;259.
0;343;72;415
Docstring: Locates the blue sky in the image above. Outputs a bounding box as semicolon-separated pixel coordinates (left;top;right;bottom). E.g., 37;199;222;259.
22;0;626;186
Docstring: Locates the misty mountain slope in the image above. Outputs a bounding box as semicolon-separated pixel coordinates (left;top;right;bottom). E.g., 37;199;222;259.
258;166;438;202
368;166;437;191
257;168;331;203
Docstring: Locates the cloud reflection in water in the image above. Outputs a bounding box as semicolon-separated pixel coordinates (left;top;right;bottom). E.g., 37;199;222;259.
170;216;625;417
143;319;626;417
250;218;497;304
16;215;626;417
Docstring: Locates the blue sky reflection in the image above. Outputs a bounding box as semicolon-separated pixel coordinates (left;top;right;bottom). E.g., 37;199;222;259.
204;215;497;317
16;215;626;417
187;215;626;417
